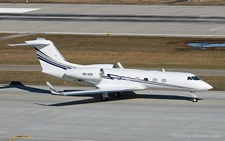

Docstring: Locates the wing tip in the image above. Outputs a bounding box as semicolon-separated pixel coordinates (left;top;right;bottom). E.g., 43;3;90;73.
8;44;16;46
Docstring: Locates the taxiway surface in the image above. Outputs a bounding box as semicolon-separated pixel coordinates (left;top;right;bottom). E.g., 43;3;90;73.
0;4;225;37
0;84;224;141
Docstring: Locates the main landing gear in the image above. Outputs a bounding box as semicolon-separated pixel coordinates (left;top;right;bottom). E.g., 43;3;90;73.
101;92;121;101
101;92;109;101
190;91;198;102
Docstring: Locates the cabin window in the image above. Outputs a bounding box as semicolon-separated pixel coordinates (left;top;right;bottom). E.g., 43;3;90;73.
144;78;148;81
135;77;139;81
161;78;166;83
152;78;157;82
126;77;130;81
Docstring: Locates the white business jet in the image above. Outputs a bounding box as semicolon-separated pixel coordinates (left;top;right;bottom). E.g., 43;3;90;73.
9;38;213;102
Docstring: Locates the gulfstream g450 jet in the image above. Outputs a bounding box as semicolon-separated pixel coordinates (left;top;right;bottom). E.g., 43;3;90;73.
9;38;213;102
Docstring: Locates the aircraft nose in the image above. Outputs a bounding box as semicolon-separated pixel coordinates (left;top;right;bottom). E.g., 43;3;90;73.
204;82;213;90
208;84;213;90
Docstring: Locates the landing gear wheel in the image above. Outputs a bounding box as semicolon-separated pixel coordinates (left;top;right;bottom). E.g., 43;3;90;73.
193;98;198;102
101;96;109;101
113;92;121;98
101;93;109;101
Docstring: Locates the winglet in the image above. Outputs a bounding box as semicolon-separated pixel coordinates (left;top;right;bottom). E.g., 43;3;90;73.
46;81;60;95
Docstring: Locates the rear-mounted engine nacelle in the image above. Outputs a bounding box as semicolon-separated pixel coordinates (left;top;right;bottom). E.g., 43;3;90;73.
65;67;104;80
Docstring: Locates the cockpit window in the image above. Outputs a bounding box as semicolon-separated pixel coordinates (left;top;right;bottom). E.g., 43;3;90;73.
192;76;200;80
187;77;192;80
187;76;200;81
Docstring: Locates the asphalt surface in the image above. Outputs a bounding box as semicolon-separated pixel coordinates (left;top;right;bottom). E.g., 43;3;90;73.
0;84;224;141
0;33;32;40
0;4;225;37
1;13;225;23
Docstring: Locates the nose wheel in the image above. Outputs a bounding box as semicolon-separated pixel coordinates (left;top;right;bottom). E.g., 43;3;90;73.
190;91;198;102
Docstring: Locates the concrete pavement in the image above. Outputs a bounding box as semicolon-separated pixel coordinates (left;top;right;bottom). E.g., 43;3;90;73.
0;4;225;37
0;84;224;141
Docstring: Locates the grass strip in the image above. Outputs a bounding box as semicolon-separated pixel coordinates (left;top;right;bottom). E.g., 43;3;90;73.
1;34;225;69
0;71;77;86
0;33;13;37
199;76;225;91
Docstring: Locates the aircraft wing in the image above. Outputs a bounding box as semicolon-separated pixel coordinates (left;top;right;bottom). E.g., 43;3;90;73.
46;82;138;96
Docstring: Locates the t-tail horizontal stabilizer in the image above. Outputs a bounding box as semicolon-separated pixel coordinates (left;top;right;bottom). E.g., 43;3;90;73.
8;43;49;47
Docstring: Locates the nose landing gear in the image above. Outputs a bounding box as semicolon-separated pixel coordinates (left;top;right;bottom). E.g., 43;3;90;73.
190;91;198;102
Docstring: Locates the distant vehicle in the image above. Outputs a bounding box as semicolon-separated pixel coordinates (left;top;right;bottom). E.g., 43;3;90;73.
9;38;213;102
188;42;225;50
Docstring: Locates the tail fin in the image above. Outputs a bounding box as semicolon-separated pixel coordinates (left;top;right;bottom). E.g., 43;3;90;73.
9;38;81;71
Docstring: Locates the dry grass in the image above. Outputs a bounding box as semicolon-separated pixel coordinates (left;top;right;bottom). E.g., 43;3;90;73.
1;34;225;69
1;0;225;5
0;71;77;86
0;33;12;37
1;71;224;90
200;76;225;91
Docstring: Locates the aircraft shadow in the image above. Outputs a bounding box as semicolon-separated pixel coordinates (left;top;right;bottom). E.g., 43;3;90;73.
0;81;201;106
35;91;201;107
0;81;50;94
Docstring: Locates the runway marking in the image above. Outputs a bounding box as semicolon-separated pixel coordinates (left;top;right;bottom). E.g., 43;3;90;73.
8;135;31;141
199;15;208;17
10;137;94;141
34;138;94;141
46;32;225;38
0;8;40;13
1;30;225;38
0;131;7;134
209;26;223;31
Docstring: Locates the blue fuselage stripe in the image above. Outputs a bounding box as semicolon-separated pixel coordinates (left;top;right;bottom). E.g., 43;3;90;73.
36;50;72;70
37;54;71;70
104;74;190;89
